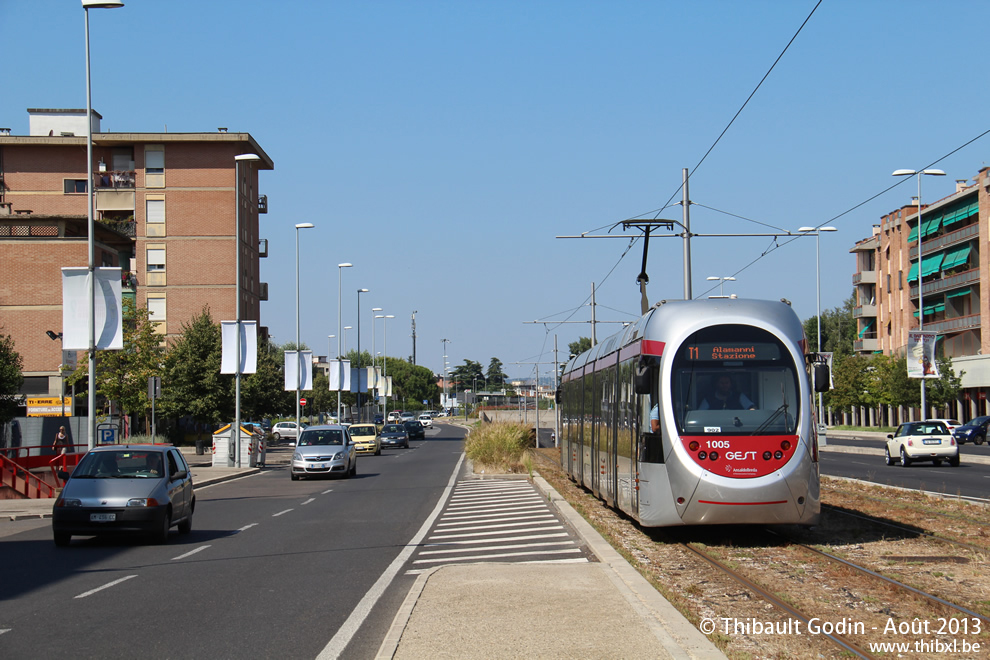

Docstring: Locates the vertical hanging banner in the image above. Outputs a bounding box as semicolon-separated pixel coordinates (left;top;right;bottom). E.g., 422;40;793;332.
284;350;314;390
328;359;351;391
350;367;369;393
907;331;939;379
220;321;258;374
61;267;123;350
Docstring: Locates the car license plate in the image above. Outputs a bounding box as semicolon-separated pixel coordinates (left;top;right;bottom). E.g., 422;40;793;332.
923;439;940;445
90;513;116;522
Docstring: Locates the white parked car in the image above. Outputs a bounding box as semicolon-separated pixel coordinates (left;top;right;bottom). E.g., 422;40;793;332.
271;421;307;444
418;414;433;428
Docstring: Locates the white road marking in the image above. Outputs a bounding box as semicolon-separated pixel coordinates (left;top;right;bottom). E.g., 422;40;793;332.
236;523;258;533
322;489;333;494
316;453;465;660
74;575;137;599
413;547;583;565
172;545;211;561
301;498;315;505
272;509;293;517
0;629;10;635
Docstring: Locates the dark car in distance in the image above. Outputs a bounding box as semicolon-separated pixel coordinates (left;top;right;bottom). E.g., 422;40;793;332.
953;416;990;445
403;420;426;440
379;424;410;449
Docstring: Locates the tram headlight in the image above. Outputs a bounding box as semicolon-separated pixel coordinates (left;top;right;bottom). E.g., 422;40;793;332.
688;441;700;451
780;440;791;451
708;451;719;461
763;451;772;460
698;451;707;460
774;450;783;459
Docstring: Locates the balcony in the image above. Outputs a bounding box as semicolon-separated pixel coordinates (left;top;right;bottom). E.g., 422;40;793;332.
259;238;268;258
258;195;268;214
854;337;879;352
911;268;980;299
909;222;979;259
852;270;876;285
853;304;877;318
259;282;268;301
922;313;981;335
97;217;136;238
95;170;135;189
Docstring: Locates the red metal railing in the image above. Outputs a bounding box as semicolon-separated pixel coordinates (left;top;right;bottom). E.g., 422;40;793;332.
0;445;83;499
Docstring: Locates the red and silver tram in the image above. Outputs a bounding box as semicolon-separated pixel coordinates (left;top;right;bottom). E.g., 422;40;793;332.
558;297;826;526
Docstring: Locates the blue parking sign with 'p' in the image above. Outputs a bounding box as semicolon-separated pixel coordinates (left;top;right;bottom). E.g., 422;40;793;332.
98;428;117;445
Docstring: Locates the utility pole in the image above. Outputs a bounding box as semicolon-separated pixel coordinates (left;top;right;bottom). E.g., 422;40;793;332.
411;311;418;365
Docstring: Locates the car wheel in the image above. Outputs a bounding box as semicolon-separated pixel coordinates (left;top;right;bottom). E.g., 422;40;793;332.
899;446;911;467
949;454;961;467
152;510;171;544
53;531;71;547
885;446;894;466
977;435;985;446
351;459;357;477
291;472;299;481
932;459;942;467
375;446;381;456
273;432;281;442
178;511;193;534
404;441;409;448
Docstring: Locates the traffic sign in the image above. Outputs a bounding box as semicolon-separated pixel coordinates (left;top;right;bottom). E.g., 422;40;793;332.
299;397;307;406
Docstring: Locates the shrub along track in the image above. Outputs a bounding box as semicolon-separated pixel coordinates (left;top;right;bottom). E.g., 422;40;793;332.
532;448;990;659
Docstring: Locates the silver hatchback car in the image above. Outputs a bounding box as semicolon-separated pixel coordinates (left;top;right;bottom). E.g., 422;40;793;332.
52;444;195;546
291;425;357;480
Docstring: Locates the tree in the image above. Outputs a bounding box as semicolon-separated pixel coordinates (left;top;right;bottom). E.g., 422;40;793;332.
241;336;293;420
156;308;231;426
568;337;592;357
66;299;165;431
803;294;857;355
385;357;439;410
450;360;485;392
0;332;24;426
922;356;963;416
486;358;507;390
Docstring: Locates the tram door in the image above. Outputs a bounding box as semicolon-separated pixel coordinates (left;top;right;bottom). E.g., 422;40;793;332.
600;362;616;506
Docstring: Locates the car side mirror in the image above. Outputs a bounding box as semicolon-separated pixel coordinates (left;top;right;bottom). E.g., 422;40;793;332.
172;469;188;481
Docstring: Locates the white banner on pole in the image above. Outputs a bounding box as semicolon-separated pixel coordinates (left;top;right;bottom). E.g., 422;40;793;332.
350;367;369;393
328;359;351;391
284;350;314;390
907;331;939;379
220;321;258;374
61;267;123;350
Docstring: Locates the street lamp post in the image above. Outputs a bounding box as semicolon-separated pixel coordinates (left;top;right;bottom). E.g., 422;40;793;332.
336;263;352;422
83;0;124;450
356;289;368;421
295;223;314;437
371;307;382;417
893;168;946;421
798;226;838;426
705;276;736;297
232;154;261;466
377;314;394;417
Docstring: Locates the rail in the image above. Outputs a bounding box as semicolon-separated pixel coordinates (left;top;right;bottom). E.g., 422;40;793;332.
0;445;83;499
0;453;57;499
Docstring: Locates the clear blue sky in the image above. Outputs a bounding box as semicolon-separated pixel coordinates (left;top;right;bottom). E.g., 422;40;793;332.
5;1;989;381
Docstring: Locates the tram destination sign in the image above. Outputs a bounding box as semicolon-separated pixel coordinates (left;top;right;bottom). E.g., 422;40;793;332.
683;342;780;362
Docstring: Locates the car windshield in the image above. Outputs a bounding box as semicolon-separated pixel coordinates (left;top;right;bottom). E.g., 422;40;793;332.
73;450;164;479
297;429;344;446
349;426;375;436
382;425;405;433
404;421;421;427
967;417;990;427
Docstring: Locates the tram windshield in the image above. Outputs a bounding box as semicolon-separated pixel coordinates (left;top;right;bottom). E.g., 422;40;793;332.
670;324;800;436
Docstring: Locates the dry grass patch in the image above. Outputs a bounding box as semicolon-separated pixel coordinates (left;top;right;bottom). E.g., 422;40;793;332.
465;421;532;473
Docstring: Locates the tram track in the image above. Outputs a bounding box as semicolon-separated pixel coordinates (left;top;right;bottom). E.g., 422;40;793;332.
532;449;990;658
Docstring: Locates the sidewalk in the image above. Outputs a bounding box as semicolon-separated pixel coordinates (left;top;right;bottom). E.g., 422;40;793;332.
377;472;726;660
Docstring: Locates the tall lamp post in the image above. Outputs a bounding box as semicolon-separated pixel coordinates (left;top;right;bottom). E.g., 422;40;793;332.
705;276;736;297
83;0;124;450
356;289;368;421
295;223;314;436
798;226;837;427
371;307;382;416
233;153;261;466
336;263;352;422
377;314;394;417
893;168;946;421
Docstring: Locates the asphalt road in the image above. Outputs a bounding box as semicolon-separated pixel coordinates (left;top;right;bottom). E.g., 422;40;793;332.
821;436;990;502
0;425;468;659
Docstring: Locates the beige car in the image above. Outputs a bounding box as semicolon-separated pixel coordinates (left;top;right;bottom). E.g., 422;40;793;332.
348;423;381;455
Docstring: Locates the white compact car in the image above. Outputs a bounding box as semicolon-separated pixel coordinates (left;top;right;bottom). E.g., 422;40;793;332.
886;421;960;467
418;414;433;428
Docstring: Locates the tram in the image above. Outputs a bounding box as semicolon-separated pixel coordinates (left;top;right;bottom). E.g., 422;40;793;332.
558;297;827;526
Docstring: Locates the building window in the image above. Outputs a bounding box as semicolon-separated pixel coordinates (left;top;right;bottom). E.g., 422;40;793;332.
63;179;87;193
146;148;164;174
147;247;165;271
147;296;166;320
146;198;165;223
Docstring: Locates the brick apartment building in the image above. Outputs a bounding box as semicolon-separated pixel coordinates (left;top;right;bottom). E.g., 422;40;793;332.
0;109;273;408
851;167;990;421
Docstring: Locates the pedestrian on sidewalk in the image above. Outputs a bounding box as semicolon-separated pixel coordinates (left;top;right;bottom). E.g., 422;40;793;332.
53;426;70;455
